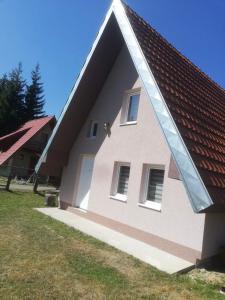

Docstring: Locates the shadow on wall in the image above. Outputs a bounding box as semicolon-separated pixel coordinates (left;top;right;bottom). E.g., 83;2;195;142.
201;213;225;264
59;44;139;205
39;14;125;177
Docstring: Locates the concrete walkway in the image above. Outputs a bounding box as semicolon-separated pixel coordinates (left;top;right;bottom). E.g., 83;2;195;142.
35;207;194;274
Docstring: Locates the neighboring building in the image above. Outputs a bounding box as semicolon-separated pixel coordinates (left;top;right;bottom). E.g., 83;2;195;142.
36;0;225;266
0;116;55;179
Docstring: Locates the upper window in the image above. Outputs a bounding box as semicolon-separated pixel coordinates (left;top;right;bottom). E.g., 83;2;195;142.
140;165;165;211
120;89;140;125
87;121;98;138
110;162;130;202
127;94;140;122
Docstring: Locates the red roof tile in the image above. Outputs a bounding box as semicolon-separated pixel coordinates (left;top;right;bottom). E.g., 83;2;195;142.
124;4;225;207
0;116;55;166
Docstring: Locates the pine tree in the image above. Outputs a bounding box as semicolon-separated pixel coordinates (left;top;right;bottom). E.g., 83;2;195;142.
24;64;45;121
0;63;25;136
0;75;9;134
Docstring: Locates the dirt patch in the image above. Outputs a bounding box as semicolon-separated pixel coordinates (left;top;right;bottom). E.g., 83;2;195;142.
189;268;225;285
96;248;142;280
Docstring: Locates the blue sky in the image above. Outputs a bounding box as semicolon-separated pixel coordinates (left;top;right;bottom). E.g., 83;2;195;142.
0;0;225;118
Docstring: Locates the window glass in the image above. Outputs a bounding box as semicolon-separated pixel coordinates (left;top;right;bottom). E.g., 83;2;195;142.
127;94;140;122
147;169;164;203
92;123;98;137
87;121;98;138
117;165;130;195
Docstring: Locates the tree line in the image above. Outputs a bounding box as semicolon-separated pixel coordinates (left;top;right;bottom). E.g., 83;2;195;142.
0;63;45;137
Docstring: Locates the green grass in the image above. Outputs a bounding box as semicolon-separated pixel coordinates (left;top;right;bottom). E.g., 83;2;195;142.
0;191;223;299
0;176;7;186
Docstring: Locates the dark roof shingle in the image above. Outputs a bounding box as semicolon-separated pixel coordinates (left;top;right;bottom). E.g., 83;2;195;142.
124;4;225;208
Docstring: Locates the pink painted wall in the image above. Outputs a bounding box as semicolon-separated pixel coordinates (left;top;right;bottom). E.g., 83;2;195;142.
60;45;206;255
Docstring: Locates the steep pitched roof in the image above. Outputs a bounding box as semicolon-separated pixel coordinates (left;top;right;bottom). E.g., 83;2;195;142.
0;116;55;166
36;0;225;212
123;4;225;211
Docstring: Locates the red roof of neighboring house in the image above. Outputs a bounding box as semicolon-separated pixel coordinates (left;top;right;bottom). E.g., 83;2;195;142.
0;116;55;166
123;4;225;208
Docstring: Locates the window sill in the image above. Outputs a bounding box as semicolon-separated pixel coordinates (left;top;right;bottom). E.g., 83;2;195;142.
109;194;127;203
120;121;137;126
138;201;161;212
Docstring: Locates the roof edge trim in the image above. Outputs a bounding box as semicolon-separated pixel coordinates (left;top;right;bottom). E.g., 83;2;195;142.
35;3;115;173
112;0;213;212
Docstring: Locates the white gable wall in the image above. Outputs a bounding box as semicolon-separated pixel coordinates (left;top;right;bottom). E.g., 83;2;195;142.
60;45;205;261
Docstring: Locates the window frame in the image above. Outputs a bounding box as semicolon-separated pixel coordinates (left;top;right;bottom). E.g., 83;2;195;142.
110;162;130;202
120;88;141;126
87;120;99;139
139;164;165;211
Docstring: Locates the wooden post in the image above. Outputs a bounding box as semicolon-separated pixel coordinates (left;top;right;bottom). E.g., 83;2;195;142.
33;174;39;194
6;174;12;191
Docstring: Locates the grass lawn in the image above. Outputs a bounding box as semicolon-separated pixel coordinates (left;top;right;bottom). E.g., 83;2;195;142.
0;176;7;186
0;191;224;299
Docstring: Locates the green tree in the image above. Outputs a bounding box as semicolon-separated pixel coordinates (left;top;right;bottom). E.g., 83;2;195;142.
0;63;25;136
24;64;45;121
0;75;9;133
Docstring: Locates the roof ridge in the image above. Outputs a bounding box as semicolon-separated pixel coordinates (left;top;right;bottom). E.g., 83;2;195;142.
0;116;54;140
0;127;30;142
123;2;225;96
26;115;54;122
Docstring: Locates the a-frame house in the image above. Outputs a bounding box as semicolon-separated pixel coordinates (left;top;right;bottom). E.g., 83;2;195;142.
36;0;225;268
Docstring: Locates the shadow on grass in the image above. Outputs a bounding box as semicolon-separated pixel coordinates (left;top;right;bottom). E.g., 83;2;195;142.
35;191;45;197
0;189;21;195
0;188;47;198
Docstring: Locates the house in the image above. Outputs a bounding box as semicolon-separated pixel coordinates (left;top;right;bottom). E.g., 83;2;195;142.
36;0;225;267
0;116;55;179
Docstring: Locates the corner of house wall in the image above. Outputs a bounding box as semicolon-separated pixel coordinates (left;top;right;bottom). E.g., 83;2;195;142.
201;213;225;260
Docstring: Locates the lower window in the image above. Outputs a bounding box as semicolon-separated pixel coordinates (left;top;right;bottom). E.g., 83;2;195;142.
140;165;165;210
110;162;130;202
